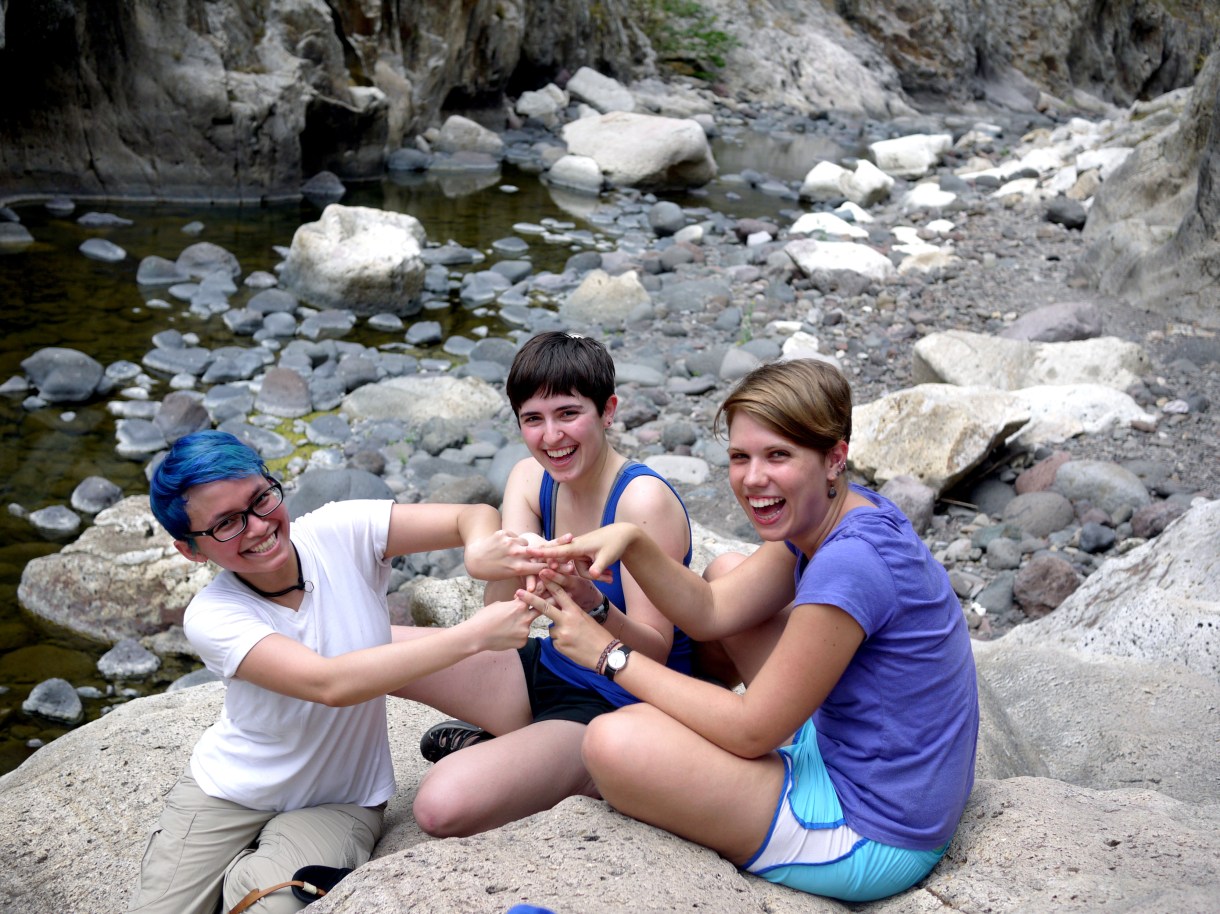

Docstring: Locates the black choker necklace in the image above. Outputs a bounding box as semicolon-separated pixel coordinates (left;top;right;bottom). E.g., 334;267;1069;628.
235;544;313;599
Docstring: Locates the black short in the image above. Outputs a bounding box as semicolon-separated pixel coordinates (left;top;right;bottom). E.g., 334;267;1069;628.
517;637;618;726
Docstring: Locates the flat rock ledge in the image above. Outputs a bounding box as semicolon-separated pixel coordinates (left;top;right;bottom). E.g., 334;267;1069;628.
2;675;1217;914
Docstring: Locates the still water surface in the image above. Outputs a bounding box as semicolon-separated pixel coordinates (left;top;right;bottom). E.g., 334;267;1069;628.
0;129;846;775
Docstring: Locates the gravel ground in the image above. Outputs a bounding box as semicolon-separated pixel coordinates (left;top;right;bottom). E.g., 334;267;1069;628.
593;175;1218;640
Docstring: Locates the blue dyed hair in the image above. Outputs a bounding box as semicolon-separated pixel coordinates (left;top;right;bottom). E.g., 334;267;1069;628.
149;430;269;542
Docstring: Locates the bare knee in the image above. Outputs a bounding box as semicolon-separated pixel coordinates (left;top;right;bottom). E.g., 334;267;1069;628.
412;771;478;838
583;706;653;785
703;551;747;582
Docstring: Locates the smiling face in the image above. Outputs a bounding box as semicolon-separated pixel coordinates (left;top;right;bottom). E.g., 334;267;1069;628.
727;411;846;556
517;389;617;484
174;474;293;582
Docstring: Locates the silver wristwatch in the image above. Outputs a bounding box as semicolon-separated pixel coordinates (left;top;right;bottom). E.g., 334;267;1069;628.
603;644;632;681
588;595;610;624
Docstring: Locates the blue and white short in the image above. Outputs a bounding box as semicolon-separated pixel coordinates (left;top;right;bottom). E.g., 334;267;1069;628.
743;724;948;902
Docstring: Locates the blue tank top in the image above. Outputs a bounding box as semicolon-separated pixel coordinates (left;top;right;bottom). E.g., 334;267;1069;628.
536;461;694;706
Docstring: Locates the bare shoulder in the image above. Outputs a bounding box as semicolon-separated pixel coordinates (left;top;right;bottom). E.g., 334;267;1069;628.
613;471;687;526
501;456;545;531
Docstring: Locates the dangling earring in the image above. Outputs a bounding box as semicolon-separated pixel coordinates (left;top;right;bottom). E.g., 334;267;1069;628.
828;462;845;499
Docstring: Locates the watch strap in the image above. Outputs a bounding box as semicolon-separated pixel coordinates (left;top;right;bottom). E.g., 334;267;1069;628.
596;639;622;677
588;595;610;624
604;644;633;682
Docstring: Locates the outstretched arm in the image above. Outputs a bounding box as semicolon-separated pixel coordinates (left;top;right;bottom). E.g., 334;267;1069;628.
384;501;500;558
530;524;796;641
234;597;538;707
382;499;550;584
522;577;863;757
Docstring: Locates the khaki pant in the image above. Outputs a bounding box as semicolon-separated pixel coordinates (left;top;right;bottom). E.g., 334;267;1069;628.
127;772;384;914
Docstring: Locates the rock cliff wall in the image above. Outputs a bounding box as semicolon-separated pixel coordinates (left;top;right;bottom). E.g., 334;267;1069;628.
0;0;647;201
0;0;1214;201
836;0;1217;108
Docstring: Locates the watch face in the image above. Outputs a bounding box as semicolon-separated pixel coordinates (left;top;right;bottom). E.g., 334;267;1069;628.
607;648;628;670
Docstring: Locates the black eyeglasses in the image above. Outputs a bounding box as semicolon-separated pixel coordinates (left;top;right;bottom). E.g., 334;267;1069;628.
187;479;284;542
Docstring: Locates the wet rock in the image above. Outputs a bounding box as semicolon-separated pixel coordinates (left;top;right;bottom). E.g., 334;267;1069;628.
21;678;83;724
20;347;105;404
168;667;221;691
98;638;161;680
79;238;127;262
70;476;123;515
27;505;82;539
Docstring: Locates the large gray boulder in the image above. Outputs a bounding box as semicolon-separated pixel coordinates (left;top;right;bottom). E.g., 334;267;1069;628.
850;385;1030;495
707;0;914;119
912;330;1150;392
16;496;212;644
19;347;105;404
1075;48;1220;329
341;374;507;425
3;631;1218;912
561;112;717;190
278;204;427;316
4;500;1220;912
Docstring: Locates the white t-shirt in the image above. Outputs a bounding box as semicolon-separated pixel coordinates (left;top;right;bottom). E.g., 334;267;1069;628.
184;499;396;812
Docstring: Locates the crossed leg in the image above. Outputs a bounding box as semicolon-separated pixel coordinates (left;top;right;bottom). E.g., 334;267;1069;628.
389;628;598;837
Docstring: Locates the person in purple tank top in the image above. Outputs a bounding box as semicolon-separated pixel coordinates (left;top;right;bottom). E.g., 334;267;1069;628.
391;331;695;838
522;358;980;903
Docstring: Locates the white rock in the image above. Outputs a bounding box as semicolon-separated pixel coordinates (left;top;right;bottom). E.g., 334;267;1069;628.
565;66;635;113
869;133;953;179
783;239;896;283
993;177;1040;198
546;154;603;194
279;205;426;316
1008;383;1156;445
789;211;868;238
901;182;957;210
1076;146;1133;178
561;112;716;189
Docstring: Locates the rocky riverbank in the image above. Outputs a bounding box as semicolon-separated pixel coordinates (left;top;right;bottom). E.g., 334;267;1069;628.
1;37;1218;914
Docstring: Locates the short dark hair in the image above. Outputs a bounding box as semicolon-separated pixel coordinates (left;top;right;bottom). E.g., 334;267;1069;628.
506;331;616;416
149;430;268;542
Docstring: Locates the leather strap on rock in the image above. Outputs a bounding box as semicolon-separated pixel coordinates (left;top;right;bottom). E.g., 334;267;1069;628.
228;879;325;914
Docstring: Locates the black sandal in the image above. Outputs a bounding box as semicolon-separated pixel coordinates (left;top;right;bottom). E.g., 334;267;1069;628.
419;719;495;763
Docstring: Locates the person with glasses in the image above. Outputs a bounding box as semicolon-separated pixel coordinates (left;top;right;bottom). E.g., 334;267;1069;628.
128;429;541;914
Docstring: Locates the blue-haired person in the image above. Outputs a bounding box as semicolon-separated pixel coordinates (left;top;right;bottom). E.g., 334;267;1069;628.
127;430;541;914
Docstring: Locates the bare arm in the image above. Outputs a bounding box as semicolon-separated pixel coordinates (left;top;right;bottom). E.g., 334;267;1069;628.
484;456;607;609
234;597;538;707
583;474;691;664
524;578;863;757
531;524;798;641
383;501;501;558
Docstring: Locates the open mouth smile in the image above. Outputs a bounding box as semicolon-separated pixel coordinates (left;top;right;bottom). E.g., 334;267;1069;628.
748;496;785;523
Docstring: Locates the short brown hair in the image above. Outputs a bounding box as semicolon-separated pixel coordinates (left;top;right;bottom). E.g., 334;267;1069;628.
714;358;852;452
506;331;616;416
